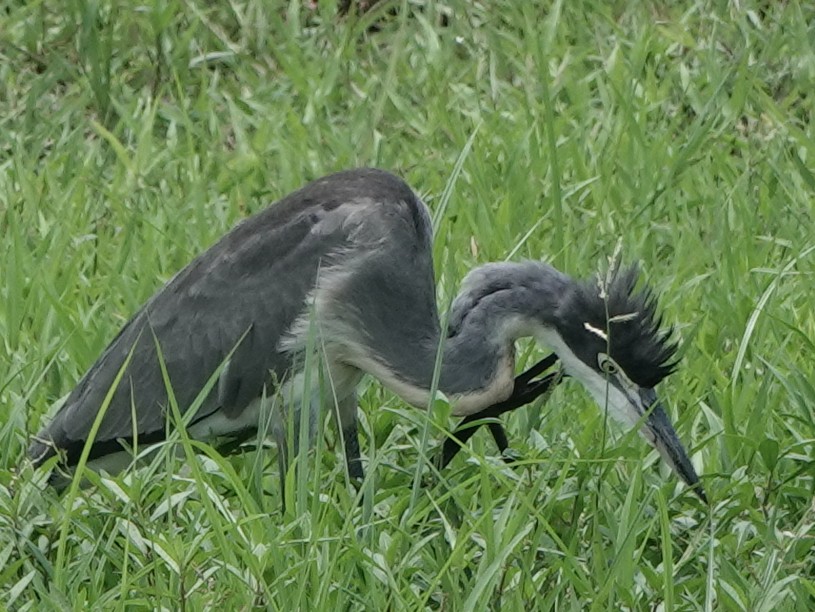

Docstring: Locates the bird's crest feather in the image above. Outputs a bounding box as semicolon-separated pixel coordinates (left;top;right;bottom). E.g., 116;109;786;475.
561;263;678;388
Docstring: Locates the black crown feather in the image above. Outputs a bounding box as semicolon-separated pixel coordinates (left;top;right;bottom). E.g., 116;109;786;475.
560;263;679;388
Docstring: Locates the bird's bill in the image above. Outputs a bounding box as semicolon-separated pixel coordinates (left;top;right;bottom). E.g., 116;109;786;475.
638;387;707;503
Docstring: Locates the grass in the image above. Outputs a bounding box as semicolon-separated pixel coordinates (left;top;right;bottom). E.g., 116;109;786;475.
1;0;814;609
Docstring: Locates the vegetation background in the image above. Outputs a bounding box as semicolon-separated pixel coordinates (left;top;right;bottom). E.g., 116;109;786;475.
1;0;813;609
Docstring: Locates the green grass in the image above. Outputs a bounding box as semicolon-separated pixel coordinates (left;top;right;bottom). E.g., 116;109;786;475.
1;0;814;609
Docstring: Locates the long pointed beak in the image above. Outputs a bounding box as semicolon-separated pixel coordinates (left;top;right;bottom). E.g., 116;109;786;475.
638;388;707;503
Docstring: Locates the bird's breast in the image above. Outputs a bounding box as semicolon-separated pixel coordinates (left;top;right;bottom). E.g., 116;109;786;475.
449;353;515;417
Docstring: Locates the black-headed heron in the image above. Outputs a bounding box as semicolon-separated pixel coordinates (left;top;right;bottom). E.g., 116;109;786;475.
28;168;705;503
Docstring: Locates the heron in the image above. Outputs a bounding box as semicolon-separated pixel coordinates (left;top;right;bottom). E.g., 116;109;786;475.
28;168;706;503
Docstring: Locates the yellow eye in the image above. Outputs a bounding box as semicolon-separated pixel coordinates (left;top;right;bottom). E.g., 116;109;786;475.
599;356;618;376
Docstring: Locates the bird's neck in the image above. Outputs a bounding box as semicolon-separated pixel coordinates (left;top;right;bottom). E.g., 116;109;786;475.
357;261;569;415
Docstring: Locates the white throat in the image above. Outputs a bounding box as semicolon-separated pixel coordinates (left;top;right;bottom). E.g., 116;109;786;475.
534;326;643;431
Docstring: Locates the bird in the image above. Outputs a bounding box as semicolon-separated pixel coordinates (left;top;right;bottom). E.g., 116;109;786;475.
28;168;706;503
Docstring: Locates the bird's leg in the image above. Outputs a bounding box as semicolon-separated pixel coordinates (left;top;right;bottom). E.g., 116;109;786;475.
486;352;560;457
334;392;364;481
439;354;563;469
439;372;561;467
515;352;560;387
488;422;509;455
441;371;562;467
342;421;364;480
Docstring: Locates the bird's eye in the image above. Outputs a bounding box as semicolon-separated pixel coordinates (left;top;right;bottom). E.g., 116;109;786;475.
598;354;618;376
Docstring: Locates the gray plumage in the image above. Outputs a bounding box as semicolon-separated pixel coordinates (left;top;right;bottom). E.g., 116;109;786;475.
29;168;704;502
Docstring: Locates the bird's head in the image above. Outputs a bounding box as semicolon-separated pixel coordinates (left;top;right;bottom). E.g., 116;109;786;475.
543;263;706;502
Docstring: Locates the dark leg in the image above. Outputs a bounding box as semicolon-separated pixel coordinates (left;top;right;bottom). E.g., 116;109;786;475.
335;392;364;481
487;421;524;465
342;420;364;480
439;363;565;469
516;353;560;386
483;353;559;457
488;422;509;455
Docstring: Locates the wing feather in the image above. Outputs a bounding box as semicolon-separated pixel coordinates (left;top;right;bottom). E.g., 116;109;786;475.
30;168;421;466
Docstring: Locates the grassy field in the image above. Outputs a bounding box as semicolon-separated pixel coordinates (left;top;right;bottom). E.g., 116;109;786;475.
1;0;814;609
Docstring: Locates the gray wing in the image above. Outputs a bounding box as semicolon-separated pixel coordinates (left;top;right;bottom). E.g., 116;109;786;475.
29;168;426;466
